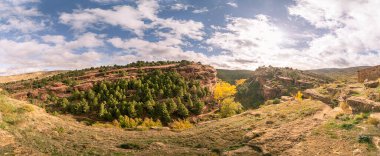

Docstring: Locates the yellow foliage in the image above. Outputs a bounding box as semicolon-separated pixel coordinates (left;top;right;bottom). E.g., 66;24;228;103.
124;116;138;128
235;79;247;86
220;97;242;118
141;118;162;128
294;91;303;101
214;81;237;101
170;119;193;130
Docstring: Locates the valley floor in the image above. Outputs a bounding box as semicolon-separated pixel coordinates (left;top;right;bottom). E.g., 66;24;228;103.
0;94;379;155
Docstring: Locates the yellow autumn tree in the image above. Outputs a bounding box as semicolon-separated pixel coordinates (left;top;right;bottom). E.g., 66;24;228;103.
235;79;247;86
220;97;243;117
214;81;237;102
294;91;303;102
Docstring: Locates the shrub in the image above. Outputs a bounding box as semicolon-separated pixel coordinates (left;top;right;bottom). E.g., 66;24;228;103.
358;135;372;144
170;119;193;130
272;98;281;104
294;91;303;101
119;143;142;150
140;118;162;128
220;97;242;118
340;123;354;130
367;117;379;126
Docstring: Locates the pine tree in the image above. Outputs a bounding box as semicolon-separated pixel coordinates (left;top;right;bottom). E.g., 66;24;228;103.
156;102;171;123
127;101;137;118
167;99;178;114
99;102;106;118
193;100;205;115
177;102;189;118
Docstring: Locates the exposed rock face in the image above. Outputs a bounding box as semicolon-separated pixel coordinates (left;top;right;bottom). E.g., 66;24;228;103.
358;65;380;82
346;97;380;113
364;80;379;88
303;89;336;107
236;66;331;108
74;83;93;91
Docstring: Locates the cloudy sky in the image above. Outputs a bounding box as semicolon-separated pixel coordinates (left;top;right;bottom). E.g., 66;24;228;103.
1;0;379;75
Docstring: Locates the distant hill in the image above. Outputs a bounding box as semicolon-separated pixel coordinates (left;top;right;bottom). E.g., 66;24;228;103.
307;66;370;81
0;71;65;84
216;69;254;84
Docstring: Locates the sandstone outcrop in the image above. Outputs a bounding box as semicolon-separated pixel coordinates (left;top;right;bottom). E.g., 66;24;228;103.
364;80;379;88
346;97;380;113
303;89;336;107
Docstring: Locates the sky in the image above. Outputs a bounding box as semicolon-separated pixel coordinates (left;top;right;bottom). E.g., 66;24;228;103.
1;0;380;75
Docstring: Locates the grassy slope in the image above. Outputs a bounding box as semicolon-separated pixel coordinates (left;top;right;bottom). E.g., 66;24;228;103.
1;91;377;155
307;66;370;82
0;71;64;84
216;69;253;84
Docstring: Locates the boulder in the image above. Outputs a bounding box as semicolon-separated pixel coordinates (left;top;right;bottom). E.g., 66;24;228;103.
364;80;379;88
346;97;380;113
281;96;294;101
73;83;93;91
303;89;336;107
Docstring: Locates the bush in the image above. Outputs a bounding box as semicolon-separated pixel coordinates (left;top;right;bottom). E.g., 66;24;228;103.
272;98;281;104
220;97;242;118
119;143;142;150
170;119;193;130
340;123;354;130
358;135;372;144
367;117;379;126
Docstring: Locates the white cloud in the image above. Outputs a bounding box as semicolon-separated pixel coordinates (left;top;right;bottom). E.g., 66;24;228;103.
288;0;380;68
90;0;122;4
206;15;300;69
171;3;192;11
227;2;238;8
0;0;46;33
60;0;204;41
0;38;105;75
42;35;66;44
192;7;208;14
59;5;148;36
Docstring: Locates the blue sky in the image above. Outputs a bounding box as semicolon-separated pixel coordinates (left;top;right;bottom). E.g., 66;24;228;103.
0;0;379;75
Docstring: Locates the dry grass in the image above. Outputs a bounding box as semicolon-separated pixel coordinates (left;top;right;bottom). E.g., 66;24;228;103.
0;71;64;83
1;93;377;155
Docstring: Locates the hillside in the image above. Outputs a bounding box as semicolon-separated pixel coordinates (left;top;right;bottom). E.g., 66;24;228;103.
0;61;217;125
0;71;65;84
236;66;333;108
308;66;370;82
216;69;253;84
1;90;378;155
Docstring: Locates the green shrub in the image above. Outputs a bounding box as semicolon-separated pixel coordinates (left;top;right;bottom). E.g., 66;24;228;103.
340;123;354;130
358;135;372;144
119;143;142;150
272;98;281;104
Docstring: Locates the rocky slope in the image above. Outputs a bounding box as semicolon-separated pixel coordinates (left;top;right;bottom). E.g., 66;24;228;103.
1;61;217;102
236;66;332;108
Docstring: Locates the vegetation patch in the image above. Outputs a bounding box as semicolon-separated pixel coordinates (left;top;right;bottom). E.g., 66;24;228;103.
118;143;143;150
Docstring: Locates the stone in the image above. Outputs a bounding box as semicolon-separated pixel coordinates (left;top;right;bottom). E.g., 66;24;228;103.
346;97;380;113
303;89;335;107
281;96;294;101
244;130;265;140
364;80;379;88
352;149;362;155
